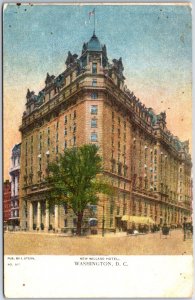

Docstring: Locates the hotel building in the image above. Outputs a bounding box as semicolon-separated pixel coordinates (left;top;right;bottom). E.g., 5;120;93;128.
19;33;192;232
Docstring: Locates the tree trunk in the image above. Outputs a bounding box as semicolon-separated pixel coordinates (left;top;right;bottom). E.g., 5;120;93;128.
77;212;83;236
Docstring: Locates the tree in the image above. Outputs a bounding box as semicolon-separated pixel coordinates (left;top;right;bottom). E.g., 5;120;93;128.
46;144;113;235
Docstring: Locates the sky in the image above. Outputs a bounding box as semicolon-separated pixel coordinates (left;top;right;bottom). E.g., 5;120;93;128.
3;4;192;180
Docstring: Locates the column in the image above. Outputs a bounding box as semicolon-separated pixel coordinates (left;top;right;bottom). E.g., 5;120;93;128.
37;201;41;230
54;205;59;232
45;200;49;231
29;202;33;230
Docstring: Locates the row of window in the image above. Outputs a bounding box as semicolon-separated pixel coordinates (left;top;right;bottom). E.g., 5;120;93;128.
64;136;77;148
11;200;19;207
11;210;19;217
112;112;126;126
64;111;77;124
64;124;77;136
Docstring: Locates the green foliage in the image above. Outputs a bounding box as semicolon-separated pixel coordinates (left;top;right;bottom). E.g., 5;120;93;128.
46;144;113;216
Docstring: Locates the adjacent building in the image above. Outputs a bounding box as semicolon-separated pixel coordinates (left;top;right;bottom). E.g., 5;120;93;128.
19;32;192;232
3;180;11;229
9;143;21;227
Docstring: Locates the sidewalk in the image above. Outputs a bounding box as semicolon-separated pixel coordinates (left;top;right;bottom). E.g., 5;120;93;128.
4;229;192;255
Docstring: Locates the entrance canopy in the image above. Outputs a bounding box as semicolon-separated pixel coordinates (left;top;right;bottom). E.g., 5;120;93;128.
121;215;155;225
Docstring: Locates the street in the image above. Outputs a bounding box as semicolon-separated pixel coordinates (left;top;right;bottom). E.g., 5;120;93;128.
4;229;192;255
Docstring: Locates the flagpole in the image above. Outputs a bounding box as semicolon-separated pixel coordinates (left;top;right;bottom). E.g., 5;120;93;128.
94;8;96;35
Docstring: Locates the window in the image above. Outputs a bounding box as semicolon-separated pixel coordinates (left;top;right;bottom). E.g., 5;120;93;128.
73;218;77;227
64;128;67;136
73;125;76;133
39;157;42;171
118;163;122;175
89;205;97;213
91;132;98;142
63;203;68;214
91;105;98;114
124;165;127;177
117;206;120;215
91;119;97;128
92;63;97;74
73;110;76;119
64;116;67;124
64;219;67;227
112;138;114;147
110;201;114;214
38;142;42;152
89;219;98;227
111;161;115;173
73;136;76;146
91;92;98;99
123;204;126;215
92;79;97;87
64;141;67;149
56;145;58;153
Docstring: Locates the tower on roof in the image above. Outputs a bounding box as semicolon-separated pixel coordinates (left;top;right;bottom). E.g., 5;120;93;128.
81;33;108;68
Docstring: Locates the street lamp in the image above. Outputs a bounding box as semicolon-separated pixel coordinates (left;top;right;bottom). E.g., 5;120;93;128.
102;204;105;237
183;216;187;241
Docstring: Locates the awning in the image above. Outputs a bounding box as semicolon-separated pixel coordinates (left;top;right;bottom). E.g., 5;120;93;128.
121;215;155;224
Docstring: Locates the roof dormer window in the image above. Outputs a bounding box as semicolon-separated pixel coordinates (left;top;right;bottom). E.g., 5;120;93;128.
92;63;97;74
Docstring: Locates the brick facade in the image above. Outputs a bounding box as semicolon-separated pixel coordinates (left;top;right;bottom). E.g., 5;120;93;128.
3;180;11;225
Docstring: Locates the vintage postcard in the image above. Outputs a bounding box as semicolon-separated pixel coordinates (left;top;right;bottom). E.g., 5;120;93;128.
3;3;193;298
